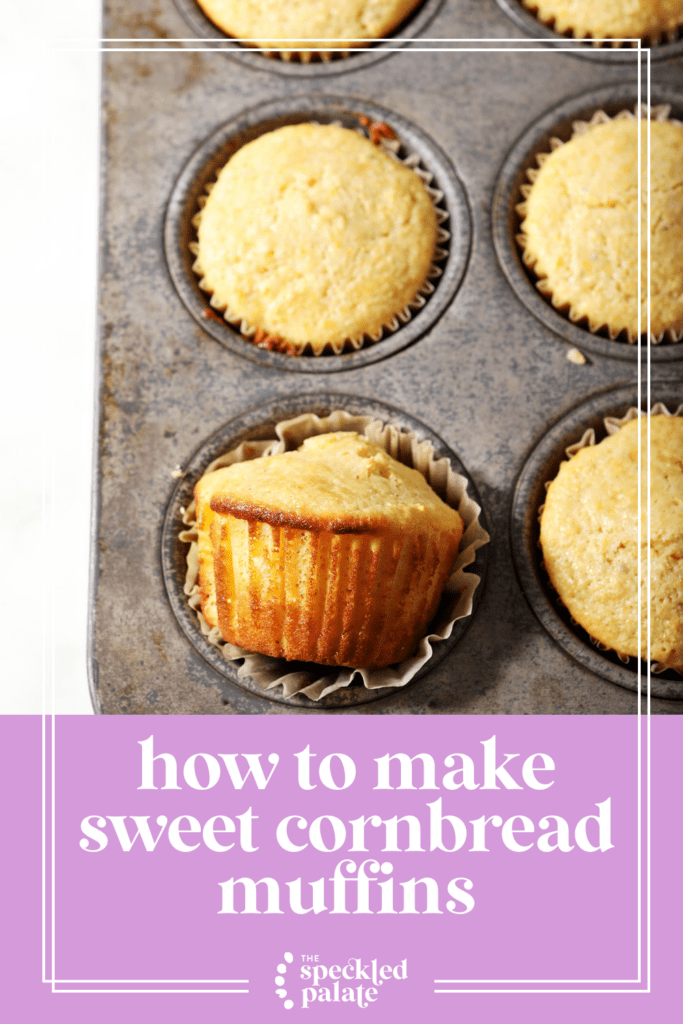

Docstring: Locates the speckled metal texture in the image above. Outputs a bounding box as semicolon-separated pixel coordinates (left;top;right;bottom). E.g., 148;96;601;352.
171;0;445;76
92;0;683;715
494;0;683;62
164;94;471;372
492;82;683;363
511;382;683;699
160;393;489;708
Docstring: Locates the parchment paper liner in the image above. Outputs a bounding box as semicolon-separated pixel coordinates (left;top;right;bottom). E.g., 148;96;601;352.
516;104;683;346
194;0;425;63
190;124;450;357
179;410;489;701
520;0;683;47
539;402;683;675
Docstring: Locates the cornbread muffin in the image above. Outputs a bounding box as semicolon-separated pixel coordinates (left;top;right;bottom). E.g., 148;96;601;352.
519;116;683;342
195;0;423;51
194;432;464;668
540;415;683;671
195;123;438;355
521;0;683;42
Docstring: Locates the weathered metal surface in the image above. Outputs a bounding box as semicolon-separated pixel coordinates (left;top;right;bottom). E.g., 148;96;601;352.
91;0;683;714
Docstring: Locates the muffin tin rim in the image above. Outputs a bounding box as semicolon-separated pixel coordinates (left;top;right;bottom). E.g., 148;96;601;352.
510;381;683;700
493;0;683;62
164;93;472;373
159;391;491;710
171;0;446;77
492;80;683;364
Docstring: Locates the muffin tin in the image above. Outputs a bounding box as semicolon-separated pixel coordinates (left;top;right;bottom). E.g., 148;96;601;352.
511;382;683;700
492;81;683;362
494;0;683;62
171;0;445;75
161;393;489;709
92;0;683;714
164;95;471;372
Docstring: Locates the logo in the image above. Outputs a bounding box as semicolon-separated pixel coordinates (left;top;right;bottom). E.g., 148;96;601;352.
275;953;408;1009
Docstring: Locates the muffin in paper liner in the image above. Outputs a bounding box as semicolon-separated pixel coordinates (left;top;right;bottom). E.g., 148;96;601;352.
538;402;683;675
520;0;683;47
193;0;425;63
516;105;683;346
190;120;450;357
178;410;489;702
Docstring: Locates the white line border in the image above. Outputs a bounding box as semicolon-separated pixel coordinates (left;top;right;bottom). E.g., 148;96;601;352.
42;33;651;997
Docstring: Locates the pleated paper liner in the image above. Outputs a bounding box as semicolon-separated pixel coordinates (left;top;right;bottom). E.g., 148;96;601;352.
511;383;683;699
516;104;683;348
493;0;683;62
190;122;449;357
492;82;683;363
171;0;443;75
177;409;489;703
164;95;471;372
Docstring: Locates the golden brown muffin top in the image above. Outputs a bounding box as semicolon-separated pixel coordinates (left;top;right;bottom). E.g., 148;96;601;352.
199;432;464;537
520;117;683;340
522;0;683;40
195;123;437;353
195;0;423;49
540;415;683;670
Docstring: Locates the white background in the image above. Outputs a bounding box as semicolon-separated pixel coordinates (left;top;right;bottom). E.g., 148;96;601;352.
2;2;100;712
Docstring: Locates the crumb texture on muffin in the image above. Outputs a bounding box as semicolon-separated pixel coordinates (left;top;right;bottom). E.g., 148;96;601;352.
195;123;438;354
194;432;463;667
522;0;683;41
519;117;683;341
540;415;683;671
195;0;423;48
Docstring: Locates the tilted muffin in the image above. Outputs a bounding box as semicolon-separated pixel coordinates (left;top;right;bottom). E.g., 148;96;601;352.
194;123;438;355
521;0;683;42
540;415;683;671
519;116;683;342
194;432;464;668
195;0;423;51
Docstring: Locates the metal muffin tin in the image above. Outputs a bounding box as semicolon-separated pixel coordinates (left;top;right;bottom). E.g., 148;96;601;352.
171;0;445;76
511;382;683;700
93;0;683;714
161;393;490;709
164;94;471;373
494;0;683;63
492;81;683;363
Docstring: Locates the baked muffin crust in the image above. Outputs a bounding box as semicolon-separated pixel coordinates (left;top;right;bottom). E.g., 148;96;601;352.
520;118;683;341
195;0;423;49
540;415;683;671
195;123;438;353
522;0;683;41
194;433;464;666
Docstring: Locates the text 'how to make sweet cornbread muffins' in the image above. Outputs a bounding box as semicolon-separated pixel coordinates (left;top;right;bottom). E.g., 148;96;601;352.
521;0;683;46
517;106;683;346
539;408;683;674
191;121;448;356
193;0;425;60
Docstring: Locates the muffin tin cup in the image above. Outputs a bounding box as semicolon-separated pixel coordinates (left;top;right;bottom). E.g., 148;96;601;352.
493;0;683;62
164;94;471;372
492;82;683;363
161;393;490;710
511;382;683;700
171;0;444;76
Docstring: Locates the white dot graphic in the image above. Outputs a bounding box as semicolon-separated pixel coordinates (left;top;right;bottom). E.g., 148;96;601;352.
275;975;284;986
284;951;294;963
276;988;287;998
285;1000;294;1010
277;963;287;973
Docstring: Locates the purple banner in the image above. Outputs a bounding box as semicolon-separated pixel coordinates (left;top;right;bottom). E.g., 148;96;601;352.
3;715;681;1021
